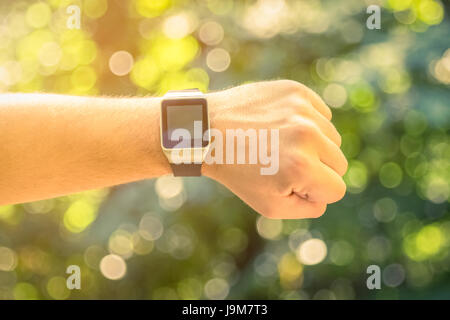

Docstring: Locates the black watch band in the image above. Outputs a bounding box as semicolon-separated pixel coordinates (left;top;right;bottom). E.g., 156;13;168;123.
170;163;202;177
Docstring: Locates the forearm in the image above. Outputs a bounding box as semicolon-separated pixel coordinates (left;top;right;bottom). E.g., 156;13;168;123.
0;94;171;205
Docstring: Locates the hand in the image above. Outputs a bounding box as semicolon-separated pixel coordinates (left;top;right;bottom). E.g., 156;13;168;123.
202;80;348;219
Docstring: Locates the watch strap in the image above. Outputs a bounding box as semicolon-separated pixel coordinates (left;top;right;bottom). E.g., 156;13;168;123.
170;163;202;177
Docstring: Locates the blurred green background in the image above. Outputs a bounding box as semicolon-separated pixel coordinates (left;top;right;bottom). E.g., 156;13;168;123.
0;0;449;300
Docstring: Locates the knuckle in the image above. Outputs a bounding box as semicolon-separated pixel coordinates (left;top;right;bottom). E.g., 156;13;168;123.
289;118;317;137
286;115;304;129
289;96;312;115
291;152;311;170
302;119;320;137
284;159;299;175
277;79;303;91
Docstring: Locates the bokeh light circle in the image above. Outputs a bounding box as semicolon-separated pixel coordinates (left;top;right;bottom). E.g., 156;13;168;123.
0;247;18;271
100;254;127;280
109;51;134;76
206;48;231;72
199;21;224;45
323;83;347;108
204;278;230;300
256;217;283;240
296;239;327;265
139;214;164;241
383;263;406;288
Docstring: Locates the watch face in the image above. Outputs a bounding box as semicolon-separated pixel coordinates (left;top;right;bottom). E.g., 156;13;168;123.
161;98;209;149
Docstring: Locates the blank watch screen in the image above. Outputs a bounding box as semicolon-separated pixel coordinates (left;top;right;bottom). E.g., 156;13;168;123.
161;98;208;149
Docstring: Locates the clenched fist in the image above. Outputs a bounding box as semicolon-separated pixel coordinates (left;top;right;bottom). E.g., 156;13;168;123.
202;80;348;219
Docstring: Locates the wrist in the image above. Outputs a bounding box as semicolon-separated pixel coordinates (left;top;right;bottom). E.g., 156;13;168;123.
139;97;172;178
201;91;227;180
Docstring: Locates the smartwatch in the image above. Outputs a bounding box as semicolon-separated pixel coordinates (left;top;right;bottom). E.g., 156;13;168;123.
160;89;211;177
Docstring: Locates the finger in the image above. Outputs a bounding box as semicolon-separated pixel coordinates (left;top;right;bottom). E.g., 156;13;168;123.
299;84;332;120
301;160;347;204
315;130;348;176
301;101;341;146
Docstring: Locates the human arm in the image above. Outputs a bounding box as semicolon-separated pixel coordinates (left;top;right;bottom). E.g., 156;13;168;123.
0;80;347;218
0;93;170;204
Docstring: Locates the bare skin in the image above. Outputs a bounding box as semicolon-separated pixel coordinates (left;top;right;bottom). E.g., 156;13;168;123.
0;80;347;219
